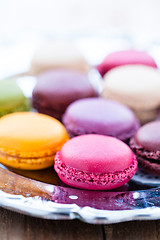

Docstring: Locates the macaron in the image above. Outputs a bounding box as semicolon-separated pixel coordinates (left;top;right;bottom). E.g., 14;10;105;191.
130;121;160;176
0;79;30;117
97;49;157;77
30;41;90;75
32;69;98;120
0;112;69;170
102;65;160;124
62;98;139;142
54;134;137;190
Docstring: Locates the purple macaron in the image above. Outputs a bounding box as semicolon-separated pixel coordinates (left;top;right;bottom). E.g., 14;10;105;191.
32;69;98;120
130;121;160;176
62;98;140;142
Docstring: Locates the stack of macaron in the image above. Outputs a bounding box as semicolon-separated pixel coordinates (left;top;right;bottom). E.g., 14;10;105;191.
1;42;160;192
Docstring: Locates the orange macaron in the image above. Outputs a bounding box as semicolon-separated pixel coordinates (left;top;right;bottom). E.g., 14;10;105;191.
0;112;69;170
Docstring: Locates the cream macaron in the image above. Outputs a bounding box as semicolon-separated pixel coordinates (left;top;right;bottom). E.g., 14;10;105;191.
102;65;160;124
30;41;90;75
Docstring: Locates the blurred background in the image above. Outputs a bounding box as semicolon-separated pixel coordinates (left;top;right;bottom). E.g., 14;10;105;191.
0;0;160;78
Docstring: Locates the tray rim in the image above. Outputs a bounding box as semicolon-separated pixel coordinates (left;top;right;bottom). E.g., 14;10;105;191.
1;187;160;224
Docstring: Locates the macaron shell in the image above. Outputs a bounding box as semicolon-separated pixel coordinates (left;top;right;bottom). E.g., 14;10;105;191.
30;41;90;75
133;108;158;124
0;79;30;116
0;98;30;117
130;121;160;176
59;135;134;173
102;65;160;110
97;49;157;76
63;98;139;141
32;106;63;121
32;69;98;120
0;80;25;110
0;112;69;156
33;70;98;111
130;137;160;162
134;121;160;152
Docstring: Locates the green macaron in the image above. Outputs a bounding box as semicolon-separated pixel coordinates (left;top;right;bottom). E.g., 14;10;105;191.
0;79;30;117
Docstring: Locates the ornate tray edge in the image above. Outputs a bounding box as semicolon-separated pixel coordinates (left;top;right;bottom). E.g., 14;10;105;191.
1;190;160;224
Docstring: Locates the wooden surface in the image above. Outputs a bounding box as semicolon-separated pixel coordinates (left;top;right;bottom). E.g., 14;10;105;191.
0;207;160;240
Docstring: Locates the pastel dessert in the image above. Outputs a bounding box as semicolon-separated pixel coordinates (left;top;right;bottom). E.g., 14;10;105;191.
54;134;137;190
0;79;30;117
62;98;139;142
102;65;160;124
30;41;90;75
0;112;69;170
130;121;160;176
32;69;98;120
97;49;157;77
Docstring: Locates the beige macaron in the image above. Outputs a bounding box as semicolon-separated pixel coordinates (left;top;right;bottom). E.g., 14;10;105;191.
30;41;90;75
102;65;160;124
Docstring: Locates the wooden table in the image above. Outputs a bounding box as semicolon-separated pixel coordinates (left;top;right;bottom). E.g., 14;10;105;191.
0;207;159;240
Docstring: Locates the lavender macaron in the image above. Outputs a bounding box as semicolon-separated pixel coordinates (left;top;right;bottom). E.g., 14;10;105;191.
62;98;140;142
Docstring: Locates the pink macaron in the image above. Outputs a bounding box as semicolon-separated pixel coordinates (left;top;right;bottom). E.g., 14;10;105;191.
97;49;157;77
54;134;137;190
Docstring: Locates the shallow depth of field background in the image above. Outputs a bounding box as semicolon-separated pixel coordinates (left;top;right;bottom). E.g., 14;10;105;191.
0;0;160;79
0;0;160;42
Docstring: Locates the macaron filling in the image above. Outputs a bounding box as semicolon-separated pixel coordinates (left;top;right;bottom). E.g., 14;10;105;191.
54;151;137;186
0;151;56;170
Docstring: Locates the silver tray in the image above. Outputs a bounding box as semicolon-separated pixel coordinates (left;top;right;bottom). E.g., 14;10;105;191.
1;165;160;224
